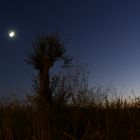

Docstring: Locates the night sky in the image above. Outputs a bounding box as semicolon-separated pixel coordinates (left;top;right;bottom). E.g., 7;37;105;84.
0;0;140;96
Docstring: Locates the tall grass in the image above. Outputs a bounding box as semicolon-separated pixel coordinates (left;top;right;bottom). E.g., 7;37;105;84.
1;90;140;140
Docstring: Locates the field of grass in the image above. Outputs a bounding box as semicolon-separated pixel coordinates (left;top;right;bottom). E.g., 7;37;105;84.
1;93;140;140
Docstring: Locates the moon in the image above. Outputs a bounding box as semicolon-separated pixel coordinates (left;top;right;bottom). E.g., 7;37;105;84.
8;31;16;38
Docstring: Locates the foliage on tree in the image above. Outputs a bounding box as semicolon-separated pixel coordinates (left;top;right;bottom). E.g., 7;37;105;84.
25;34;66;102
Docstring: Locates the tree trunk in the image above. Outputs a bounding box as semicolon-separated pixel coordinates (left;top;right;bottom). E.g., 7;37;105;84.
39;57;52;102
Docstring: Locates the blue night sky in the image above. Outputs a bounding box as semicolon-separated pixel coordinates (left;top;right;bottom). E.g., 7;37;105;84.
0;0;140;96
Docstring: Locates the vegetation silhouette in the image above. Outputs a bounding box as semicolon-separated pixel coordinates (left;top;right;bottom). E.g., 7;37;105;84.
1;34;140;139
25;34;67;103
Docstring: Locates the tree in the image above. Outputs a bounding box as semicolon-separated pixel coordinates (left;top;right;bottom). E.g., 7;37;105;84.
25;34;65;102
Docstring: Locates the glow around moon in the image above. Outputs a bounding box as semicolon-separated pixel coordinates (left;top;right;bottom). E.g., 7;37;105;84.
8;31;16;38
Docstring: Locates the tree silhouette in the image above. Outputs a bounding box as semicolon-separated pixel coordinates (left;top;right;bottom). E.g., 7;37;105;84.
25;34;65;102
